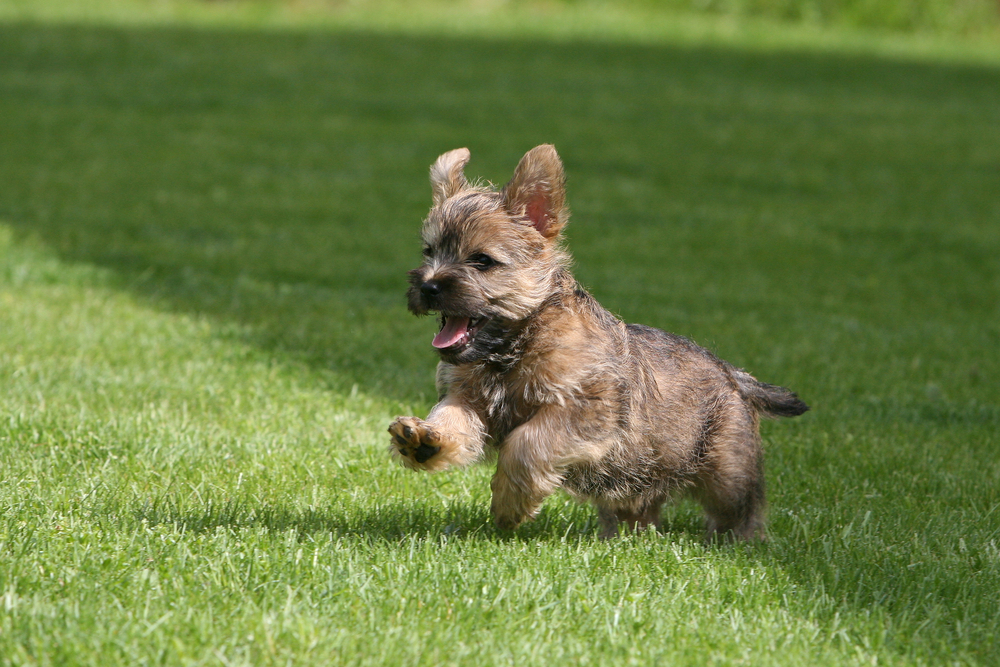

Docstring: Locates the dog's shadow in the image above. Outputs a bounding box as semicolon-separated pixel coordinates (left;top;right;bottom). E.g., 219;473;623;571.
128;496;706;544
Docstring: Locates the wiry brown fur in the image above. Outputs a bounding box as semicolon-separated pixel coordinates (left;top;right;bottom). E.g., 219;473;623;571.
389;145;808;541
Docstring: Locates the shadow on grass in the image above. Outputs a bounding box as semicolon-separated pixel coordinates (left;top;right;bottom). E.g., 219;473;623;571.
3;21;999;407
122;494;708;544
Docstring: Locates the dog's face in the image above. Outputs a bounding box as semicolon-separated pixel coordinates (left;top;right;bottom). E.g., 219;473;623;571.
407;146;569;364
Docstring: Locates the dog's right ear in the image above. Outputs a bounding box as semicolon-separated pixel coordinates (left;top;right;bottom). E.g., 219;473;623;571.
430;148;471;206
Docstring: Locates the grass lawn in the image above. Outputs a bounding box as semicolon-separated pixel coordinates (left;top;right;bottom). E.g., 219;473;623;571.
1;2;999;665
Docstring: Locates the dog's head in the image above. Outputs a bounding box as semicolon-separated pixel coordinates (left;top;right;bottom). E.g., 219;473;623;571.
407;145;571;364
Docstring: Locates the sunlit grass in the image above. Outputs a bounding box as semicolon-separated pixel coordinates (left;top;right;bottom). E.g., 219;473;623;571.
2;0;999;63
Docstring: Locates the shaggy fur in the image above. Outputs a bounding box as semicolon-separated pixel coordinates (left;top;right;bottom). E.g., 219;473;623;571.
389;145;808;540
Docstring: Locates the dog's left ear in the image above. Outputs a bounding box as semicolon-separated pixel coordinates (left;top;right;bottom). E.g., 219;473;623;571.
501;144;568;239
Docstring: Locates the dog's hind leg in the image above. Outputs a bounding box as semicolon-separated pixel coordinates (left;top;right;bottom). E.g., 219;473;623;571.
596;502;663;539
692;435;767;542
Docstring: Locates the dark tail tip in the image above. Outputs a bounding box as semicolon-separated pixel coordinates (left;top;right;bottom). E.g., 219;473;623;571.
760;389;810;418
737;374;810;418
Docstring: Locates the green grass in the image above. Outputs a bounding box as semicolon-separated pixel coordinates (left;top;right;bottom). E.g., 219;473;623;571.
1;4;999;666
3;0;1000;38
2;0;999;60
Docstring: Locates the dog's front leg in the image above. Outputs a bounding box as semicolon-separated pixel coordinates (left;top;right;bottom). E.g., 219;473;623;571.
490;407;566;530
389;396;485;472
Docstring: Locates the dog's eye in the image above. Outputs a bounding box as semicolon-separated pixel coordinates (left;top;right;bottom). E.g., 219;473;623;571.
468;253;497;270
422;246;433;259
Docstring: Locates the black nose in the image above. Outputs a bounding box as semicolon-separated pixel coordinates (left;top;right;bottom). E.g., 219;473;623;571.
420;280;441;298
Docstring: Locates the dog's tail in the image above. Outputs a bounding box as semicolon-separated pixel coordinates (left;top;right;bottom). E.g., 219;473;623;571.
732;369;809;419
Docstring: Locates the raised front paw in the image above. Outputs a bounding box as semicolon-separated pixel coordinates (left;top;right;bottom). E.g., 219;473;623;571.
388;417;443;470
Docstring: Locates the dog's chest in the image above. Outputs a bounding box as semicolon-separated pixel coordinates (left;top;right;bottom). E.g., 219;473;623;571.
450;364;563;445
446;328;609;442
474;372;535;445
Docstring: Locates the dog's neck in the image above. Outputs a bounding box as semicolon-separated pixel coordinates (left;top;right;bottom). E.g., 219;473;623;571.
480;269;578;371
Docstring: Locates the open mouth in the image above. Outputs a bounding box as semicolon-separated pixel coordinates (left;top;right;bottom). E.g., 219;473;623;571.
432;314;489;351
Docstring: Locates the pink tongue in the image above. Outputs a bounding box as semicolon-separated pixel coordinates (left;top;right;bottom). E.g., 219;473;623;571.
432;317;470;349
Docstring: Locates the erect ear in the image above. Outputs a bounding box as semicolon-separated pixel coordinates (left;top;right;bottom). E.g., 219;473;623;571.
430;147;471;206
501;144;568;239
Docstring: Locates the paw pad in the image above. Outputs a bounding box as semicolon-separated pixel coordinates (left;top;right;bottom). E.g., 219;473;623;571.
388;417;441;467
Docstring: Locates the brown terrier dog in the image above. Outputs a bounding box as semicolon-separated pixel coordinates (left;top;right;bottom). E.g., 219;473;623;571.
389;145;808;540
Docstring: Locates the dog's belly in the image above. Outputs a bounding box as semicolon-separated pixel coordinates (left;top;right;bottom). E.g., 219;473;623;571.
561;457;690;503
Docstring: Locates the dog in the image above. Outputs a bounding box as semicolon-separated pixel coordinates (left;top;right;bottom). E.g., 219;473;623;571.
388;145;808;540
